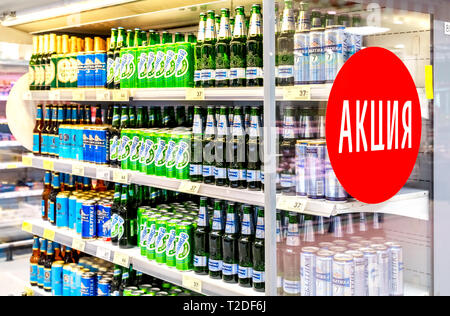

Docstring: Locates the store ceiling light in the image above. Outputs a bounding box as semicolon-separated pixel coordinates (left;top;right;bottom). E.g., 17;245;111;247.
1;0;137;27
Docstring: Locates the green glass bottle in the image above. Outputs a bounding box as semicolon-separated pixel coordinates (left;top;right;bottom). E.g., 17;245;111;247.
229;106;247;189
114;27;126;89
247;106;261;191
107;28;117;89
195;13;206;87
215;106;229;186
190;106;204;182
201;10;217;88
203;106;216;184
276;0;295;86
222;202;239;283
194;197;210;275
215;8;232;87
238;205;254;287
246;4;263;87
252;207;265;292
208;200;224;279
230;6;247;87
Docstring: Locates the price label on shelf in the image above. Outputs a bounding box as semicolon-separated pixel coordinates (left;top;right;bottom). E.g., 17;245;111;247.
178;182;201;194
112;90;129;102
283;86;311;101
43;160;54;171
182;275;202;293
96;168;110;181
6;164;18;169
72;165;85;177
277;196;307;213
23;91;32;101
96;90;111;101
186;88;205;100
113;170;130;184
49;90;61;100
22;221;33;233
43;229;55;241
72;90;86;101
96;247;111;261
113;252;130;268
22;156;33;167
72;239;86;252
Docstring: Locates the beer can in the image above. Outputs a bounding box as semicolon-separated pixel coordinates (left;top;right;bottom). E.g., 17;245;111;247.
175;131;191;180
51;261;64;296
137;206;150;246
295;141;308;196
77;53;86;88
76;197;85;235
123;286;138;296
175;42;194;88
309;28;325;84
153;45;166;88
95;52;107;88
56;193;69;229
145;129;157;175
118;129;130;169
62;264;72;296
70;264;79;296
324;26;344;83
75;265;84;296
81;272;97;296
155;216;170;264
119;47;130;88
139;211;151;256
325;147;347;201
146;214;162;260
81;201;97;239
98;278;112;296
146;46;157;88
84;53;96;88
300;246;320;296
163;44;177;88
138;130;151;174
361;247;379;296
154;130;168;177
95;128;109;165
165;219;180;267
385;242;404;296
165;131;178;179
97;202;112;241
137;46;149;88
68;194;78;230
373;244;389;296
129;131;143;171
294;31;310;85
332;253;354;296
306;141;326;199
345;250;366;296
175;221;193;271
315;250;334;296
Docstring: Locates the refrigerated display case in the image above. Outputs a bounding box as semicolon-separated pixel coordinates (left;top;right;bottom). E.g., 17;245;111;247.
1;0;449;296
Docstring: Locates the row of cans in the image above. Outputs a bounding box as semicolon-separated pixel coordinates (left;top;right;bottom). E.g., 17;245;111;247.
53;189;114;241
77;50;108;88
296;238;403;296
58;124;110;164
113;127;191;180
114;42;195;89
294;26;361;85
137;205;197;271
295;140;348;201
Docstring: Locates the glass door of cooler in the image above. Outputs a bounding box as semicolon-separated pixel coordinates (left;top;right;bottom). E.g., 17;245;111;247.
265;0;435;296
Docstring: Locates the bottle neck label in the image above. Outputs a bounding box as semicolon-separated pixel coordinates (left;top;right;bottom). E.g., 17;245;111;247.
212;210;223;231
256;216;265;239
225;213;237;234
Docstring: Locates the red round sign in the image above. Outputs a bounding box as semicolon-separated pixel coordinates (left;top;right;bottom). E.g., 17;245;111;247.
326;47;422;204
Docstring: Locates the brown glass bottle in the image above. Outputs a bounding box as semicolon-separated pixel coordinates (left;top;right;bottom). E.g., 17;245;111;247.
41;171;52;221
33;104;45;155
29;236;40;286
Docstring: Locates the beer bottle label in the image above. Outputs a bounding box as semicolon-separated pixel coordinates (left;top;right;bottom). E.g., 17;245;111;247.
190;164;202;176
222;262;238;275
238;266;253;279
247;170;260;182
202;165;214;177
44;268;52;289
41;200;46;217
208;259;222;272
283;279;301;294
256;217;265;239
246;67;264;80
214;167;227;179
194;255;208;267
239;169;247;181
28;66;35;86
49;202;55;223
277;65;294;79
280;173;294;188
228;169;239;181
253;270;265;284
30;263;38;284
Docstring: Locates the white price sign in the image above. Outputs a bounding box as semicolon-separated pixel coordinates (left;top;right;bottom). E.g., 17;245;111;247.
72;239;86;252
113;170;130;184
445;22;450;35
96;168;111;181
178;181;201;194
277;196;307;213
113;252;130;268
182;275;202;293
72;165;85;177
96;247;111;261
49;90;61;100
96;90;111;101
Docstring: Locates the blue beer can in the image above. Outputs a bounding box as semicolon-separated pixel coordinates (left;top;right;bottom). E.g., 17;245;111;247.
82;128;89;163
324;26;344;83
295;141;309;196
62;264;72;296
95;52;107;88
75;265;83;296
76;197;84;235
309;28;325;84
98;278;112;296
294;31;310;85
75;127;84;161
325;145;347;201
97;202;112;241
69;194;78;230
306;140;326;199
84;53;96;88
81;272;97;296
56;193;69;229
58;127;65;159
81;201;97;239
88;128;96;163
51;261;64;296
70;265;79;296
77;53;86;88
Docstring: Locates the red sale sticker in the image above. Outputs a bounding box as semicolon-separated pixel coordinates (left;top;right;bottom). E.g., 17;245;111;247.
326;47;421;204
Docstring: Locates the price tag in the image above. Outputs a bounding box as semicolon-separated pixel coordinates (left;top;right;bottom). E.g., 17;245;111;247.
23;91;32;101
186;88;205;100
6;163;18;169
182;275;202;293
96;247;111;261
72;165;85;176
96;168;110;181
283;86;311;101
96;90;110;101
112;90;129;102
113;252;130;268
72;239;86;252
43;229;55;241
22;221;33;233
22;156;33;167
72;90;86;101
43;160;54;171
49;90;61;100
277;196;307;213
178;181;201;194
113;170;130;184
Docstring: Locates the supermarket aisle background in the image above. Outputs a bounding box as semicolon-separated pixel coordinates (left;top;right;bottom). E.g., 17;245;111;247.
0;255;30;296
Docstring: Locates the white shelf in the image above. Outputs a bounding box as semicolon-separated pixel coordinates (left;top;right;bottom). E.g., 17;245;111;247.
0;141;22;148
23;219;263;296
23;154;429;220
0;189;42;200
0;162;26;170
